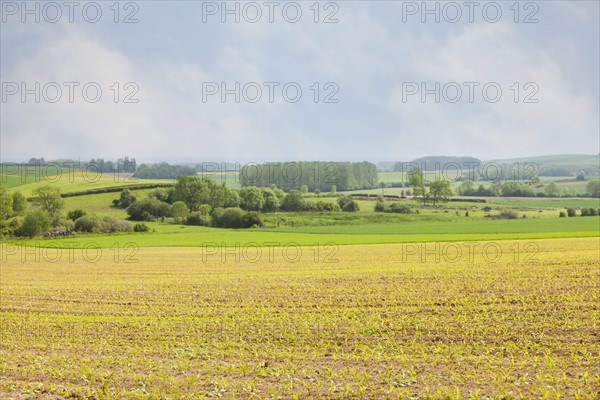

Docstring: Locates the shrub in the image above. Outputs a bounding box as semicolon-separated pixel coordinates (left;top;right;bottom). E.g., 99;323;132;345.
494;209;519;219
559;211;566;218
388;203;411;214
241;211;263;228
67;209;87;221
186;211;211;226
74;215;131;233
281;190;306;212
566;208;576;217
74;215;101;232
15;210;50;238
101;217;132;233
374;201;386;212
342;200;360;212
337;195;353;210
134;222;149;232
214;207;245;228
127;198;170;221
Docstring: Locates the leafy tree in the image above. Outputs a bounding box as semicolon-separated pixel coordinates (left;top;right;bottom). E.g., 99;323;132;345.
33;186;64;223
342;200;360;212
586;180;600;198
300;185;308;194
16;210;50;238
428;179;453;206
241;211;263;228
544;182;561;197
126;198;170;221
337;195;354;209
261;188;279;212
11;192;27;215
119;188;136;208
457;180;475;196
281;190;306;212
330;185;336;195
239;187;264;211
67;209;87;221
0;187;13;221
215;207;245;228
408;168;427;205
148;188;172;203
170;201;190;223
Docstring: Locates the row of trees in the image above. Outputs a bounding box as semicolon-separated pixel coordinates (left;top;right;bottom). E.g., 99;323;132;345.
121;177;361;224
240;162;378;192
134;162;196;179
456;179;600;198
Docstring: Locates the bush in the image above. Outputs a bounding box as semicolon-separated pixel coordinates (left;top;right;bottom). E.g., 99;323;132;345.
15;210;50;238
342;200;360;212
374;201;386;212
74;215;131;233
134;222;149;232
494;209;519;219
186;211;211;226
559;211;566;218
67;209;87;221
74;215;101;232
127;198;170;221
580;208;598;217
337;195;353;210
241;211;263;228
213;207;245;228
566;208;577;217
281;190;306;212
388;203;411;214
101;217;132;233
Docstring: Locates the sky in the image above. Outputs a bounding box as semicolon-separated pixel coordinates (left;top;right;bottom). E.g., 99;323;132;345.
1;0;599;164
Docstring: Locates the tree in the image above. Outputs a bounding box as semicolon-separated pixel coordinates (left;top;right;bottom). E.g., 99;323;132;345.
170;201;190;223
428;179;453;206
16;210;50;238
408;168;427;205
342;200;359;212
67;209;87;221
544;182;561;197
119;188;136;208
330;185;336;195
239;187;264;211
261;188;279;212
0;187;13;221
586;180;600;198
281;190;306;212
11;192;27;215
457;180;475;196
300;185;308;194
33;186;64;223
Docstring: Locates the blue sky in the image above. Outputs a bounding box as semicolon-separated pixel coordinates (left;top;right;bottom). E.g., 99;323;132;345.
1;1;599;163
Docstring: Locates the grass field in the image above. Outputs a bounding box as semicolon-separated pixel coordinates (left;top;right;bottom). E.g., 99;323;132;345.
1;238;598;398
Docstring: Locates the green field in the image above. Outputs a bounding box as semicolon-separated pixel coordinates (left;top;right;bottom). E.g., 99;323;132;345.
2;164;599;399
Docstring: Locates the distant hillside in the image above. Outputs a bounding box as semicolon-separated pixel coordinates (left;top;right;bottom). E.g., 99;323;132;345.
489;154;599;167
394;156;481;171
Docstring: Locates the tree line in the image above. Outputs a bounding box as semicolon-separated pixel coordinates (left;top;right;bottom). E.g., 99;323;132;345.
240;161;378;192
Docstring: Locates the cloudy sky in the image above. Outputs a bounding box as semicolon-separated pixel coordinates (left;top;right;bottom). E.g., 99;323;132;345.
1;1;598;163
